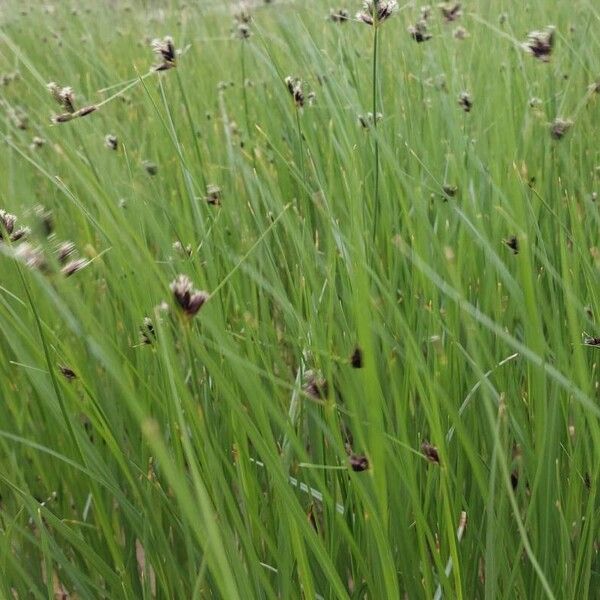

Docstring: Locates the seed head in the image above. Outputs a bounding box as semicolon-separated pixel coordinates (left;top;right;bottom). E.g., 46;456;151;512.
453;26;469;40
33;205;54;237
205;184;222;206
234;4;252;24
59;365;77;381
458;91;473;112
504;235;519;254
0;209;29;243
442;184;458;198
13;242;47;271
235;23;251;39
0;209;17;239
56;241;76;263
358;112;383;128
349;454;369;472
350;346;363;368
522;26;555;62
408;20;432;43
61;258;89;277
439;2;461;23
47;82;76;113
421;441;440;464
143;160;158;176
170;274;210;317
357;0;397;26
75;105;97;118
30;136;46;150
550;117;572;140
329;8;350;23
105;134;118;150
139;317;156;345
152;36;177;70
172;240;192;256
583;332;600;347
302;369;328;399
285;76;305;108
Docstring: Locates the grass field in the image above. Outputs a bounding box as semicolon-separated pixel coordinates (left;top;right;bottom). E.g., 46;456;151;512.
1;0;600;597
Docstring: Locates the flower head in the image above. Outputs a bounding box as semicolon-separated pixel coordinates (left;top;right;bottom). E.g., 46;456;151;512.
522;26;555;62
349;454;369;471
285;76;305;108
105;134;118;150
329;8;350;22
302;369;328;399
152;36;177;70
47;82;76;113
170;274;210;317
550;117;572;140
356;0;397;26
0;209;29;243
439;2;461;23
408;20;432;42
421;441;440;464
458;91;473;112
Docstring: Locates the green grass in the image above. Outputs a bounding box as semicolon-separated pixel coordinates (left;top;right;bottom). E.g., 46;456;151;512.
1;0;600;597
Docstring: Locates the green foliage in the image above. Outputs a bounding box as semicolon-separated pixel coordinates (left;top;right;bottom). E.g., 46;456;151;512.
1;1;599;597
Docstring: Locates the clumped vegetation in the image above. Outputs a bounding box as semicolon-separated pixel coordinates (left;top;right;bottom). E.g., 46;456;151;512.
1;0;600;597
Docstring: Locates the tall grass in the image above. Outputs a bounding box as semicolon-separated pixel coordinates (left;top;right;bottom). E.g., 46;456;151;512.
1;0;600;597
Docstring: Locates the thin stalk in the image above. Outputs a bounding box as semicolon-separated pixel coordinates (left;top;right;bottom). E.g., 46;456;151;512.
295;108;307;197
241;40;251;148
372;25;380;239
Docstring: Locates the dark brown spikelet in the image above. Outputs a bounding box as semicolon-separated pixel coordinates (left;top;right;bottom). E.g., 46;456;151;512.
205;184;222;206
34;205;53;237
550;117;572;140
61;258;89;277
47;82;76;113
105;134;118;150
356;0;397;26
170;274;210;317
583;334;600;347
349;454;369;472
139;317;156;345
421;441;440;464
442;184;458;198
52;113;74;124
350;346;363;368
75;105;97;118
439;2;461;23
510;469;519;489
56;241;76;264
13;242;47;271
302;370;328;399
143;160;158;176
522;27;555;62
504;236;519;254
285;76;305;108
329;8;349;22
152;36;177;70
0;209;29;242
458;91;473;112
59;366;77;381
408;20;432;43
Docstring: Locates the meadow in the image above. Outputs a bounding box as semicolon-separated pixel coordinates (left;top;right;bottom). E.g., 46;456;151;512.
1;0;600;597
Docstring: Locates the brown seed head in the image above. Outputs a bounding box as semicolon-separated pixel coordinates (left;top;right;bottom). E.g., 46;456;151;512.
170;274;210;317
349;454;369;472
421;441;440;464
522;26;555;62
357;0;397;26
